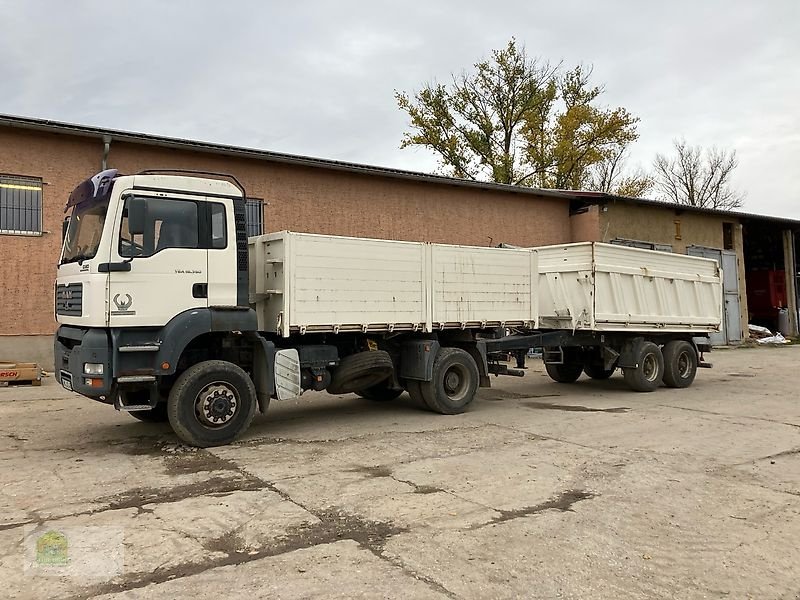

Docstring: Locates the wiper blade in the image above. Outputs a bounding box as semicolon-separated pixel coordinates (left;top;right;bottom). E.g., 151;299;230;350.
60;254;91;265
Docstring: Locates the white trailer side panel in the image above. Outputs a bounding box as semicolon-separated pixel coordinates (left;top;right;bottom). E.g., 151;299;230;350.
250;232;537;336
250;232;427;335
431;244;537;329
536;242;723;333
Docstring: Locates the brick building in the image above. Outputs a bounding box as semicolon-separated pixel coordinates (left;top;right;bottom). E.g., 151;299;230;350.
1;114;798;365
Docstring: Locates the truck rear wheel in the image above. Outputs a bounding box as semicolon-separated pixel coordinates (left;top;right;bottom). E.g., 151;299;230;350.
583;363;615;380
622;341;664;392
419;348;479;415
662;341;697;388
167;360;257;447
545;363;584;383
357;383;404;402
404;380;431;409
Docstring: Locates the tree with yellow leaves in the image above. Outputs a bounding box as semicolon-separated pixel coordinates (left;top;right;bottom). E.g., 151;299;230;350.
396;39;648;195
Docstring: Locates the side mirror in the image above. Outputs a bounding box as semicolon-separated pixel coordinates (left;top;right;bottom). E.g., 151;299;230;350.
62;217;69;242
128;197;147;235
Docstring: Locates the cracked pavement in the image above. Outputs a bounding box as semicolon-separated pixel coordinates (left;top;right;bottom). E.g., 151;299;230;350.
1;346;800;599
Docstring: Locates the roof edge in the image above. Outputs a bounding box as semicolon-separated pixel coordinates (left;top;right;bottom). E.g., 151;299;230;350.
0;113;569;201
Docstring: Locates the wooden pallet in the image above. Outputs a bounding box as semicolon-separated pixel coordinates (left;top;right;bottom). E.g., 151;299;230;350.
0;361;43;386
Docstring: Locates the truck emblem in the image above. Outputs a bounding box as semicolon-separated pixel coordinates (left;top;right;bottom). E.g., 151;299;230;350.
111;293;135;316
113;294;133;310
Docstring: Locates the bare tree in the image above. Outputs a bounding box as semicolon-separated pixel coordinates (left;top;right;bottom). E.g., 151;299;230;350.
588;147;653;197
653;139;744;209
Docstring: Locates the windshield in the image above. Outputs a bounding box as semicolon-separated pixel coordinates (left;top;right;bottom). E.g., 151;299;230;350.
61;199;109;264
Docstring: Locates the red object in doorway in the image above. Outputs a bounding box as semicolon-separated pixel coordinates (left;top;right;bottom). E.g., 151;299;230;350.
746;270;786;319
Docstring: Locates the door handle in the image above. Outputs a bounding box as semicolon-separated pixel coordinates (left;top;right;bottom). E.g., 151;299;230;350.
98;262;132;272
192;283;208;298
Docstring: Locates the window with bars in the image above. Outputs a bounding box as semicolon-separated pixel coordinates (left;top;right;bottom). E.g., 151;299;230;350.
0;175;43;235
245;198;264;237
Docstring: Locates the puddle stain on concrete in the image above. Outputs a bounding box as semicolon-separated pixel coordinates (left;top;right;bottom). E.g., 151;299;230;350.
472;489;596;530
66;509;405;600
522;401;629;414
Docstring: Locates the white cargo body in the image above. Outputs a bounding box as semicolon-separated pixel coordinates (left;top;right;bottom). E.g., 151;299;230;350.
249;231;538;337
536;242;722;333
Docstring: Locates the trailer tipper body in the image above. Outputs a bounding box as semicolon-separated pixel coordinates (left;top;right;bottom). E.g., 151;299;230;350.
55;170;723;447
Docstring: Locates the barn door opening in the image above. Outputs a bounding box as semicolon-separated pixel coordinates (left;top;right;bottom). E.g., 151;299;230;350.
687;246;741;345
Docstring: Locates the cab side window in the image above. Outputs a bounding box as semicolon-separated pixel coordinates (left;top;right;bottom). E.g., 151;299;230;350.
210;203;227;249
119;197;199;258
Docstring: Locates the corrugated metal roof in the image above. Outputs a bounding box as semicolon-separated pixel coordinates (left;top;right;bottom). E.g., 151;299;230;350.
2;113;799;229
566;190;800;227
0;113;570;200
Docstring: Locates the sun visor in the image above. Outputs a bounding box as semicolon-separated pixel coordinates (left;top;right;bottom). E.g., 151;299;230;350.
65;169;119;211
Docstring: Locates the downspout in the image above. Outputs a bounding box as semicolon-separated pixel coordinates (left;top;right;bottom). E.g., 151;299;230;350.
101;135;112;170
784;229;798;336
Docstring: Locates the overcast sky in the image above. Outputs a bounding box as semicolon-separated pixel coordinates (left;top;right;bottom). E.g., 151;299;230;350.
1;1;798;217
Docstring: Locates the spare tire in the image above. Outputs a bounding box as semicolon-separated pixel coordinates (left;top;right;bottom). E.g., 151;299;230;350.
327;350;394;395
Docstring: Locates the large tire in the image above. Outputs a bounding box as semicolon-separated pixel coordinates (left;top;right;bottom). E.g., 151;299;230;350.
404;380;431;410
129;402;169;423
662;340;698;388
545;363;584;383
357;383;404;402
167;360;257;447
583;363;615;380
419;348;479;415
327;351;394;395
622;341;664;392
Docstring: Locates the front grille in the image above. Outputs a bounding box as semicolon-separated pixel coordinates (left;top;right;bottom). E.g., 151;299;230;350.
56;283;83;316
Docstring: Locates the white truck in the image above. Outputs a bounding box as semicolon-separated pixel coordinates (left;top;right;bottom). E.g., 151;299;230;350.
55;170;723;447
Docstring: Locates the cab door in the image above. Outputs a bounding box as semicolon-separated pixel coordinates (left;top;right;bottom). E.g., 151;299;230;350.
107;193;208;328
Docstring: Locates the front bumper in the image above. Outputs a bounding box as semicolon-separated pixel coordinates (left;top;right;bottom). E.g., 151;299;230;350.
54;326;113;399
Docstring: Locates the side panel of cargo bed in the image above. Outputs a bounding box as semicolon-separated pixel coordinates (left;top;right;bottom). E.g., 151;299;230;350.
430;245;537;329
592;243;722;332
251;232;427;335
536;242;722;333
536;243;594;330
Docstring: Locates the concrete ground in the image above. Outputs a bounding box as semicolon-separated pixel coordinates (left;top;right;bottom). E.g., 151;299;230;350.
1;346;799;599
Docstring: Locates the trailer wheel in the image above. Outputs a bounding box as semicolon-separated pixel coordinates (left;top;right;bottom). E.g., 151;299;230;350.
129;402;169;423
622;342;664;392
419;348;479;415
167;360;257;447
357;383;404;402
545;363;584;383
583;363;615;380
662;341;697;388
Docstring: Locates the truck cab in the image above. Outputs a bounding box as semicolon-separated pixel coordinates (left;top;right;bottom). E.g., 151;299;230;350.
55;170;273;441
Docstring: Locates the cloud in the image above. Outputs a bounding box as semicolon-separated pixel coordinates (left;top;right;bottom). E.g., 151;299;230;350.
0;0;798;216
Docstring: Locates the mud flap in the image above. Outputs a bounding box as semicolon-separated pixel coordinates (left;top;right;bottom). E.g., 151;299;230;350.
275;349;301;401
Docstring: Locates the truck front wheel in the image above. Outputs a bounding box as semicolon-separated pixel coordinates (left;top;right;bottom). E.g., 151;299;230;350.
419;348;479;415
167;360;257;447
129;402;169;423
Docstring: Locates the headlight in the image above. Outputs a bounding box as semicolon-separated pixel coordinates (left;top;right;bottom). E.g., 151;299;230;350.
84;363;104;375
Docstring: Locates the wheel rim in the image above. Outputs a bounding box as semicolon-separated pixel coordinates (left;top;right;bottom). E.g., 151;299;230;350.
442;364;469;402
195;382;239;428
677;351;691;378
642;353;659;382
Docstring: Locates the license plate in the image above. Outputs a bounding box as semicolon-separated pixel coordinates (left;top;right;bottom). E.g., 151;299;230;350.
61;375;73;391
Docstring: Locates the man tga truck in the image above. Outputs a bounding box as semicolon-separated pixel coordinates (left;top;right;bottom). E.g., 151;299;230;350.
55;170;723;447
